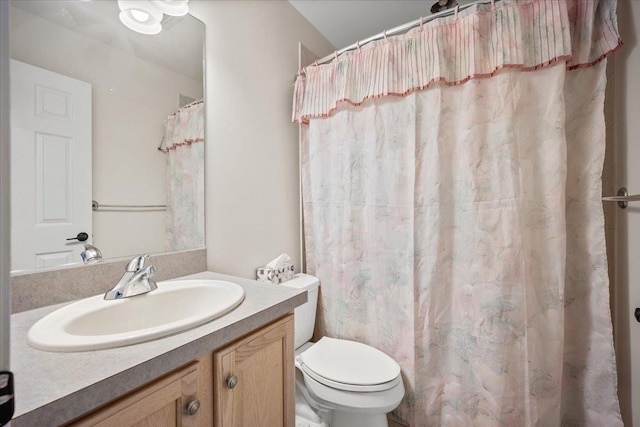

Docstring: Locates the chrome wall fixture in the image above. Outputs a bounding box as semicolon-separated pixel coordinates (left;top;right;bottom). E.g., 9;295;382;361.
92;200;166;211
81;245;103;264
602;187;640;209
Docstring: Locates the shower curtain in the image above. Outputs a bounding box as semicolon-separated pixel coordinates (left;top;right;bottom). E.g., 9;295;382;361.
160;100;205;251
293;1;622;425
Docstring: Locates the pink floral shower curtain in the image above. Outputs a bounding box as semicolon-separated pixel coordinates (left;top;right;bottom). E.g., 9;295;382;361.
293;1;622;425
159;101;205;251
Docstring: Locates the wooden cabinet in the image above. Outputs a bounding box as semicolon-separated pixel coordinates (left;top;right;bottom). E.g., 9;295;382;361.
67;314;294;427
69;362;203;427
213;314;295;427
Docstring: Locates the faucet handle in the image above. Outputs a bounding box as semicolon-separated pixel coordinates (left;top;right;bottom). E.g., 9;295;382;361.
125;254;149;272
145;265;157;278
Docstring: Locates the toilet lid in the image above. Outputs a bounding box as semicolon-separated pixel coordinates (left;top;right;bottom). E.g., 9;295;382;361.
298;337;401;387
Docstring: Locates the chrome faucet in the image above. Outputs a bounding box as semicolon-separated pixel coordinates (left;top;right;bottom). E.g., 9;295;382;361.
81;244;102;264
104;254;158;300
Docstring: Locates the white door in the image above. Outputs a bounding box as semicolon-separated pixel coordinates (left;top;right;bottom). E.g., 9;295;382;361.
10;60;92;271
613;2;640;425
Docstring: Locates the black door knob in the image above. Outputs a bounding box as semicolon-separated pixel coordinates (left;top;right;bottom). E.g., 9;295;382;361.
66;232;89;242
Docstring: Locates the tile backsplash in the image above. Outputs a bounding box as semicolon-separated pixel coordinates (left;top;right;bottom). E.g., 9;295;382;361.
11;248;207;313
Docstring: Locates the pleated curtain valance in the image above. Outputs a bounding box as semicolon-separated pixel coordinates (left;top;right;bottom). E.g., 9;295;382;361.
159;101;205;152
292;0;621;124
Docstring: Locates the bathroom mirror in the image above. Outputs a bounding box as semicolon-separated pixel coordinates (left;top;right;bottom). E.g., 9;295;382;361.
9;0;205;272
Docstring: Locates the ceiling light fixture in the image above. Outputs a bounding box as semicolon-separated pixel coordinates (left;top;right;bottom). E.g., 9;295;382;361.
149;0;190;17
117;0;163;35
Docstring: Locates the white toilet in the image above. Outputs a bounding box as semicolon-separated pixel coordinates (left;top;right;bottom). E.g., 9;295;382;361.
281;274;405;427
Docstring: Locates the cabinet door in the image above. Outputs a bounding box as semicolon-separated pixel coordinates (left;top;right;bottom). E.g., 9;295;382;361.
69;362;201;427
214;314;294;427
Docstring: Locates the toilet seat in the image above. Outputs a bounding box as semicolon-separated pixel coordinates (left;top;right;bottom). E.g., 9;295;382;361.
297;337;401;392
299;366;405;414
299;363;401;392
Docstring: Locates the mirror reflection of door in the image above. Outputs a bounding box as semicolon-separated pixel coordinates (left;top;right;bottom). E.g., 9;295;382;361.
10;60;92;271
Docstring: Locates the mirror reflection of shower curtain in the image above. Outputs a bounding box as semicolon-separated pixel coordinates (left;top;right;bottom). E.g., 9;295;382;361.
160;101;205;251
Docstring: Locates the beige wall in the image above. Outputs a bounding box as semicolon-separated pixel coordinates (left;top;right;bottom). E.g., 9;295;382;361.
190;1;333;278
611;1;640;425
10;6;203;262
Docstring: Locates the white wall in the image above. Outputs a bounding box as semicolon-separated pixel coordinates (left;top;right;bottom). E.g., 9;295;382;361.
0;0;12;371
612;2;640;425
190;1;333;278
10;7;203;262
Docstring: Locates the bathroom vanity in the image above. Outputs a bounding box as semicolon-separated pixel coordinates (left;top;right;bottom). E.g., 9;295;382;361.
9;271;306;426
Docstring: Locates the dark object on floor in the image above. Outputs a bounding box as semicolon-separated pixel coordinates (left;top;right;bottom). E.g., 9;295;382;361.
0;372;14;426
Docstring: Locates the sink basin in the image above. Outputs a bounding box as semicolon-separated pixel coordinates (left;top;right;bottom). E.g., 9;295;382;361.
27;279;245;352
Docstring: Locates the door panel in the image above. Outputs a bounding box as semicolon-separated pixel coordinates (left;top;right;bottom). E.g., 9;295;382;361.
214;315;294;427
37;132;72;222
10;60;92;271
69;362;200;427
612;2;640;425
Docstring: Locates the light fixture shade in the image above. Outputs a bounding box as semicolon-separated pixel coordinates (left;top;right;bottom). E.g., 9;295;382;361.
118;0;163;35
149;0;189;17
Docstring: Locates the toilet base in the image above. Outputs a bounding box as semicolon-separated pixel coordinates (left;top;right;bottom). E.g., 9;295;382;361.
294;340;404;427
332;411;389;427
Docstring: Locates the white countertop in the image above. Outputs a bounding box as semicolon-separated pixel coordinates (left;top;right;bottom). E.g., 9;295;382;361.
9;271;306;427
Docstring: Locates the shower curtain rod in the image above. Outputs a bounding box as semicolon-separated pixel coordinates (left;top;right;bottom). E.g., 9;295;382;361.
309;0;501;69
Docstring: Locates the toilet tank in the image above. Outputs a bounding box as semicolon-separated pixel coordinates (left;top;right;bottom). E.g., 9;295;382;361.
280;273;319;349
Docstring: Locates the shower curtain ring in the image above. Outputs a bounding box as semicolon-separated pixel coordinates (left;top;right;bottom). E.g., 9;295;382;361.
383;30;388;42
334;51;338;61
491;0;495;9
314;60;319;68
356;40;361;52
419;17;424;31
455;4;460;19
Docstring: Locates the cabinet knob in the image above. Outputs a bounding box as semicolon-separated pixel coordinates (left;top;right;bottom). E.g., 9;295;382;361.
226;375;238;389
185;399;200;416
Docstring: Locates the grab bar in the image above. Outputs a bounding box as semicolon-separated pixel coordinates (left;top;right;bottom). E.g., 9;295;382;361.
92;200;166;211
602;188;640;209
